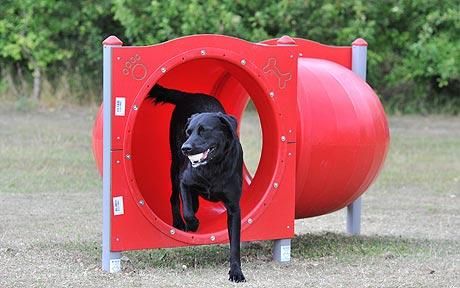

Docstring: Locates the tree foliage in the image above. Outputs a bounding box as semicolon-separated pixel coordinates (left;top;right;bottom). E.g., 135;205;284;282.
0;0;458;113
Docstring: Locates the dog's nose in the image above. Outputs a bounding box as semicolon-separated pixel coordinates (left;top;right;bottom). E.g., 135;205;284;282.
181;144;193;154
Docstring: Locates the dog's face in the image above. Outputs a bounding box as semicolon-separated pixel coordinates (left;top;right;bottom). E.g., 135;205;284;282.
181;112;238;168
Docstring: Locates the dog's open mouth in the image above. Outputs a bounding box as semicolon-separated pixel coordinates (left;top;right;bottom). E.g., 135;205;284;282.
187;146;216;168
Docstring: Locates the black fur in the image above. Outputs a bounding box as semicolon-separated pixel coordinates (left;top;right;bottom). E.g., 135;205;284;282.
147;84;245;282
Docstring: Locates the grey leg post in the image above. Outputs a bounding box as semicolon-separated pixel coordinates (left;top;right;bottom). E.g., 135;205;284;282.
346;197;362;235
102;36;123;273
273;239;291;263
346;38;368;235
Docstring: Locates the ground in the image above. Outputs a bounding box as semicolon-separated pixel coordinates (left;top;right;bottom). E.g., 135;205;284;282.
0;105;458;287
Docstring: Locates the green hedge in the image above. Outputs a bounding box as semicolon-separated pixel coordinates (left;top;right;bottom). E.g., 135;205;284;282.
1;0;458;113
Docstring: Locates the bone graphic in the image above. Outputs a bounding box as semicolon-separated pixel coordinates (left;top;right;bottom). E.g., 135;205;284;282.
263;58;292;89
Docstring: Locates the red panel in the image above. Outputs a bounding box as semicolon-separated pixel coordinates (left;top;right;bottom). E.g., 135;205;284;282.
262;38;352;69
94;35;297;250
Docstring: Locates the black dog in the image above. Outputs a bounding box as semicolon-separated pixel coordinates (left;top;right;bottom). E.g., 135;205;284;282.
147;84;245;282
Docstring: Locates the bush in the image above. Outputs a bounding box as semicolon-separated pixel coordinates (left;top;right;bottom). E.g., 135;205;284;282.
0;0;458;113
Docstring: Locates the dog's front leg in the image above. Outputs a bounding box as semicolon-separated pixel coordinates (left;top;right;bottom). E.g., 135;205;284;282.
179;183;199;232
225;202;245;282
170;163;186;230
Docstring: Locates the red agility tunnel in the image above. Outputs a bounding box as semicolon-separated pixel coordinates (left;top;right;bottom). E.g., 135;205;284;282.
93;35;389;252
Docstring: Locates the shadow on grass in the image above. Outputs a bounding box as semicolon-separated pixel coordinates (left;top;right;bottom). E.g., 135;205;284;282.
291;232;420;260
62;232;424;271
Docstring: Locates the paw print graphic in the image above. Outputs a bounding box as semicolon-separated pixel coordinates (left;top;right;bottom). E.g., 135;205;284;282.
122;54;147;81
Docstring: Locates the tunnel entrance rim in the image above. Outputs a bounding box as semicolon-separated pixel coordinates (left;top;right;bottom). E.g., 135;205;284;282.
122;49;286;245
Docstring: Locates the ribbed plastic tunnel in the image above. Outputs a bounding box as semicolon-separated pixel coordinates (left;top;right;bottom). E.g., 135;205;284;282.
295;58;389;218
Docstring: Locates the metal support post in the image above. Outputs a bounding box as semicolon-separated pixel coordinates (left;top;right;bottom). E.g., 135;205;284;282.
346;38;368;235
102;36;123;273
273;239;291;263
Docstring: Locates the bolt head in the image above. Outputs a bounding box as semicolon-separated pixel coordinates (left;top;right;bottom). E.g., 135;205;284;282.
269;91;275;97
125;154;131;160
200;49;206;55
133;105;138;111
273;182;279;189
160;67;167;73
240;59;246;65
138;199;145;205
170;229;176;235
210;235;216;241
281;136;286;142
247;218;253;224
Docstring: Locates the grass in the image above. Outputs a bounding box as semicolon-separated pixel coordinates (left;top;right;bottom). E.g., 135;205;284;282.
0;106;100;194
0;104;459;287
57;232;422;273
377;118;460;193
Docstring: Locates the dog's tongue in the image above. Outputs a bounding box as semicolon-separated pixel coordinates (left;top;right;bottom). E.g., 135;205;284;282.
187;149;209;165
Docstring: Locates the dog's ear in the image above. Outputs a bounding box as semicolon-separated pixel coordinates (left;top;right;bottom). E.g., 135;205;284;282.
217;112;238;139
185;113;200;134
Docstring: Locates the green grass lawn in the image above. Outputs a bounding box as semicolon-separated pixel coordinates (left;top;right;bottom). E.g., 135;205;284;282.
0;106;458;287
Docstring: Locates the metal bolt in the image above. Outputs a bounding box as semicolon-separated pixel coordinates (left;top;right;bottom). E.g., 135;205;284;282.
281;136;286;142
116;237;120;241
170;229;176;235
287;225;290;229
240;59;246;65
269;91;275;97
125;154;131;160
200;49;206;55
247;218;253;224
288;152;292;157
290;55;294;58
133;105;138;111
273;182;279;189
117;57;121;60
210;235;216;241
116;160;120;164
299;53;303;57
160;67;167;73
139;199;145;206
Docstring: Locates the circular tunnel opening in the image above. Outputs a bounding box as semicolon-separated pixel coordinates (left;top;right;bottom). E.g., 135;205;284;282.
240;100;262;177
127;56;279;243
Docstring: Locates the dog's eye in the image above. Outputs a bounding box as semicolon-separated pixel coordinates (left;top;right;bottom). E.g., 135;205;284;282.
198;126;204;134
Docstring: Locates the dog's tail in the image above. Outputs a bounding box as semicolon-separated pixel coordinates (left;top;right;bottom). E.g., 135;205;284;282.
147;84;185;105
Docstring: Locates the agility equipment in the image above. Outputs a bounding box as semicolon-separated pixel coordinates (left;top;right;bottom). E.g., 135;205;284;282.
93;35;389;272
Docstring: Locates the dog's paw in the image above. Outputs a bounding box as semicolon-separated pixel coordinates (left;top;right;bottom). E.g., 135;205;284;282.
173;218;186;231
228;268;246;283
184;217;199;232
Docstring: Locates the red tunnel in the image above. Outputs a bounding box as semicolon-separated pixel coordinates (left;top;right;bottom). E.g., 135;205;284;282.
92;35;389;249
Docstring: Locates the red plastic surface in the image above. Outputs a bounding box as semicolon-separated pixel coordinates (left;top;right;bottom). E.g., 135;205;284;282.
295;58;389;217
92;35;389;251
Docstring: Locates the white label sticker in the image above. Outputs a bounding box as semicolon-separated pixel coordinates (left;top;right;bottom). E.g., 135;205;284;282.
280;245;291;262
113;196;124;216
115;97;126;116
109;259;121;273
